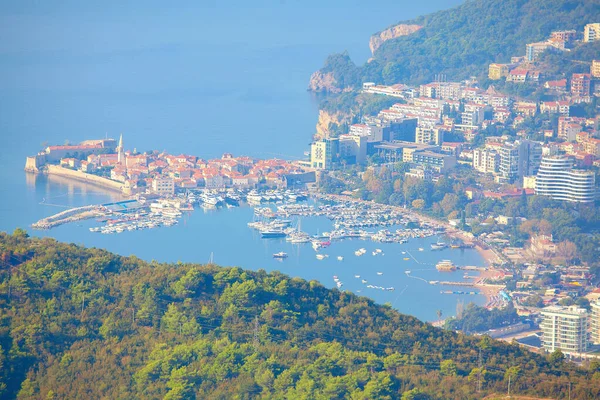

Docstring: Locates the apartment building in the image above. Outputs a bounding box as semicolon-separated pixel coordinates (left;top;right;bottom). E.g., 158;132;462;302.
498;140;542;183
349;123;384;143
473;148;500;174
339;134;367;165
526;42;554;61
488;63;510;80
558;117;584;141
571;73;592;97
584;23;600;42
415;127;444;145
592;60;600;78
541;306;589;354
551;30;577;43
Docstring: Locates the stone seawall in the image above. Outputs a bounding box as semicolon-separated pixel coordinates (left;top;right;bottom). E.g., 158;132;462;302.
46;165;124;194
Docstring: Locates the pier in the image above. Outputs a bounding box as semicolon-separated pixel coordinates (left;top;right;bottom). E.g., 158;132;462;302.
438;281;475;286
32;205;106;230
31;200;144;230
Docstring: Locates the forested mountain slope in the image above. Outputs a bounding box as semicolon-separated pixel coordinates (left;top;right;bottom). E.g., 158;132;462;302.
1;231;599;399
311;0;600;90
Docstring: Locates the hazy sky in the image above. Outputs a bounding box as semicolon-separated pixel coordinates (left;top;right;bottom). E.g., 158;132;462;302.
0;1;463;77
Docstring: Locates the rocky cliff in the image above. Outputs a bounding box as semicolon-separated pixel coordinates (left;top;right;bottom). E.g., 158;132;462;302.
308;71;339;93
315;109;351;139
369;24;422;55
308;71;354;93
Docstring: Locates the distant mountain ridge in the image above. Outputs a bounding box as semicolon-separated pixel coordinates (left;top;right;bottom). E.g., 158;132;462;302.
309;0;600;91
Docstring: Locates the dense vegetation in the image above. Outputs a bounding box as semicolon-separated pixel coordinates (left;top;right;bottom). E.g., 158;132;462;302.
1;231;600;399
445;303;521;334
315;0;600;90
536;40;600;81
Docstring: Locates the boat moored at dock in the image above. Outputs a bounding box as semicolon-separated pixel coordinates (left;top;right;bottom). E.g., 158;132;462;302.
436;260;457;271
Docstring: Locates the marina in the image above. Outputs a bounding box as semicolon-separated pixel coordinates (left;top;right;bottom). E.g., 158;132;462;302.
25;183;489;322
34;188;482;269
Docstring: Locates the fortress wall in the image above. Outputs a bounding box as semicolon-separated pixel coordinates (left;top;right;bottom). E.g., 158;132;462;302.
46;165;124;194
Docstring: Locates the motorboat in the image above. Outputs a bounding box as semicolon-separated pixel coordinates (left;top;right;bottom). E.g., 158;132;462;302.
199;192;220;206
431;241;448;250
261;229;286;238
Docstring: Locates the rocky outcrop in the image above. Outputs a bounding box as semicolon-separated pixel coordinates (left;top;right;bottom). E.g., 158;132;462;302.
308;71;343;93
315;110;352;139
369;24;422;55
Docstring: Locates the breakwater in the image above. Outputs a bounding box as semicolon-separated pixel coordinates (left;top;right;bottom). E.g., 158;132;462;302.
32;205;104;230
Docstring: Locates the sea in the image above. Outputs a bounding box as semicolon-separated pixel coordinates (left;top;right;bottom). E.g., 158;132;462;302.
0;0;482;322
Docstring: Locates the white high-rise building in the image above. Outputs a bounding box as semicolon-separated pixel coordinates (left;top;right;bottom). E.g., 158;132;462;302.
535;156;596;203
541;306;589;354
592;299;600;345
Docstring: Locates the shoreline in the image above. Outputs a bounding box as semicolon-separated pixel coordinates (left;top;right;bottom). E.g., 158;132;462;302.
315;193;506;306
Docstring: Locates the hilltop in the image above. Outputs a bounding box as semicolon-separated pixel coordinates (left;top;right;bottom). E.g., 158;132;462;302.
309;0;600;92
1;231;599;399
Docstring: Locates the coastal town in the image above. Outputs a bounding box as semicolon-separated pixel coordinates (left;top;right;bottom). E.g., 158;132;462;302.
24;23;600;359
304;23;600;356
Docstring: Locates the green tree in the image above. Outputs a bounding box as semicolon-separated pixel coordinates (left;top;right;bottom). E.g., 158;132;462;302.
440;360;457;377
549;349;565;366
412;199;425;210
401;388;429;400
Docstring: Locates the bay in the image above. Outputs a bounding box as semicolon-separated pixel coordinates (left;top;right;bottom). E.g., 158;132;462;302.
0;0;481;322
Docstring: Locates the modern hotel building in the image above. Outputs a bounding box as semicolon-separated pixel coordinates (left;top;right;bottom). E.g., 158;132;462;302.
535;156;596;203
540;305;589;354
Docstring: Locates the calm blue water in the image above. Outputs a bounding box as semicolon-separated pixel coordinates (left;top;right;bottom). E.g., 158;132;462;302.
0;0;478;321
